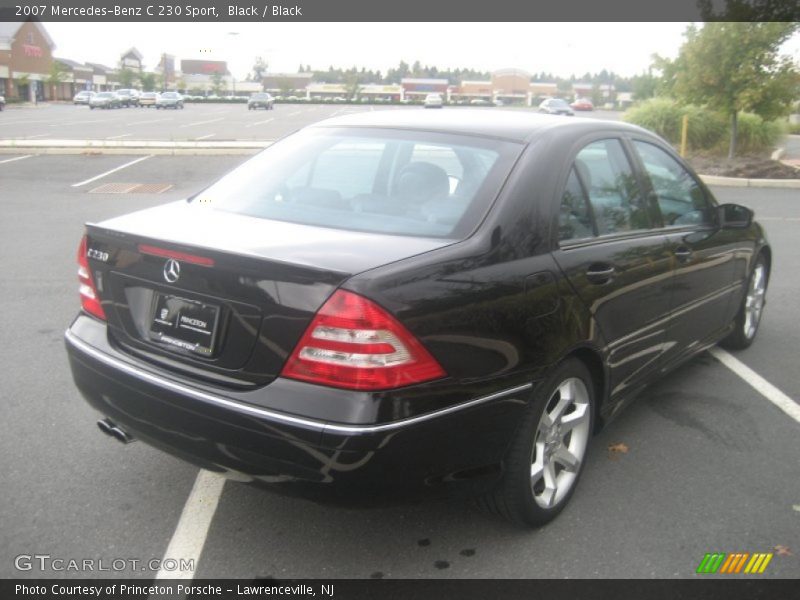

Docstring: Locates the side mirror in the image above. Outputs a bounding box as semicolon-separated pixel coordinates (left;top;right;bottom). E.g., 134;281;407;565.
718;203;753;229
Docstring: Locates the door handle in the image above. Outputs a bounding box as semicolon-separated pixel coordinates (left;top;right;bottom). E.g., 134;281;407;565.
586;264;615;285
674;246;693;262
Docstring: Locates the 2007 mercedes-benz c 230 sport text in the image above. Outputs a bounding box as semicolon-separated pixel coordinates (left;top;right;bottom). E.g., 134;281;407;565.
65;110;770;527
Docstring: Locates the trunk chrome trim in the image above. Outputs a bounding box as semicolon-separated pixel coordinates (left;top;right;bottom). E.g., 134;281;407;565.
65;329;532;435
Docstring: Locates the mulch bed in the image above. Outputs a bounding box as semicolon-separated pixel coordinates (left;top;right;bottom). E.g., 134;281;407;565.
687;153;800;179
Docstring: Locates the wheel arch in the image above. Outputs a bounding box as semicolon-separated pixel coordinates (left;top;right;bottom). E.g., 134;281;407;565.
757;244;772;284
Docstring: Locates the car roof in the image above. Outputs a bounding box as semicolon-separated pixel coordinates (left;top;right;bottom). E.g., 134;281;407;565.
310;109;646;143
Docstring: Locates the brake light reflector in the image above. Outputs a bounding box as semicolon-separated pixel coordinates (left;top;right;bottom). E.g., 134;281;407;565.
280;290;446;391
137;244;215;267
77;235;106;320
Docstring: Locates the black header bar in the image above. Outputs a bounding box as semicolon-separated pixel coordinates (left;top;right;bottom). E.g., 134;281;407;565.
1;0;798;22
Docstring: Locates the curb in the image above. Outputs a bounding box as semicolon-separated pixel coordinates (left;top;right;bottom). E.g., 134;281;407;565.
3;139;800;188
0;139;271;156
699;174;800;189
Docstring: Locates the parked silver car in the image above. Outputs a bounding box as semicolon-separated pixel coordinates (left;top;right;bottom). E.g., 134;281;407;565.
89;92;122;109
156;92;184;109
73;90;95;105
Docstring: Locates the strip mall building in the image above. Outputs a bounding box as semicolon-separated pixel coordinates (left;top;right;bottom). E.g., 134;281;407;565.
0;21;56;102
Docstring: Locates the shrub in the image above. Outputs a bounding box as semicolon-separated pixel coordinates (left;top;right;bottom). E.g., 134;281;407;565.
623;98;685;142
726;113;785;153
681;105;727;151
625;98;783;154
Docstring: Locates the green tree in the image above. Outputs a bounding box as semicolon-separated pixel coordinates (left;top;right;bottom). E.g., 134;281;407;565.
655;23;799;158
14;73;30;100
344;73;362;101
47;61;70;100
210;72;224;95
116;67;138;88
631;71;658;101
139;72;156;91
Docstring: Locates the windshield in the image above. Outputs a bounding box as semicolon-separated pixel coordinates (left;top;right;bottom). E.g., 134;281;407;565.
193;127;522;239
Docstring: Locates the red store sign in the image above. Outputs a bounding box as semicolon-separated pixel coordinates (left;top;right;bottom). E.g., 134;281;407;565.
23;44;43;58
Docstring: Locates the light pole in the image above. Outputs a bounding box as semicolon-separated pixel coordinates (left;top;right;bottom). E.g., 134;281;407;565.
227;31;239;97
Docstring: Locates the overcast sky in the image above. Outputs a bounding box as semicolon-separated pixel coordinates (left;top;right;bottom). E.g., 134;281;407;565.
45;22;799;80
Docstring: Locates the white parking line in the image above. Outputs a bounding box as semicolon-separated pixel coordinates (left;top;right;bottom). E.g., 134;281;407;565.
180;117;225;128
106;133;133;139
61;119;108;126
129;118;171;125
287;111;302;117
710;347;800;423
23;134;48;139
71;155;153;188
154;470;225;580
0;155;32;165
246;117;274;128
0;119;49;125
195;134;215;140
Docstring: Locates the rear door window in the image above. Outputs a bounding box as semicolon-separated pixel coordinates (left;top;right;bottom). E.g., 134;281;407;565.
558;168;594;241
574;139;649;235
632;141;714;227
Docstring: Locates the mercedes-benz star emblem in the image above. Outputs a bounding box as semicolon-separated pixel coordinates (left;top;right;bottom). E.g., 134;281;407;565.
163;258;181;283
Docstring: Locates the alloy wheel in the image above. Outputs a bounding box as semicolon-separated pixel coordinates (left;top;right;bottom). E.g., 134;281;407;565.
530;377;591;509
744;264;766;340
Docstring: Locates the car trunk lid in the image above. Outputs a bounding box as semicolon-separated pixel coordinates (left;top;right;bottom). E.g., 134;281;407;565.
83;201;452;388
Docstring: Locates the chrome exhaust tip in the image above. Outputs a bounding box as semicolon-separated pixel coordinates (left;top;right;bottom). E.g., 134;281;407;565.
97;418;136;444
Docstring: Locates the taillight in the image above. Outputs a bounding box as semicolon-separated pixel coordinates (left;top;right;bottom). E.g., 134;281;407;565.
280;290;446;391
77;235;106;320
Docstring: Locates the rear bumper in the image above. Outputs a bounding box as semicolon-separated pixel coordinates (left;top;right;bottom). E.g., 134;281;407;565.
65;315;532;498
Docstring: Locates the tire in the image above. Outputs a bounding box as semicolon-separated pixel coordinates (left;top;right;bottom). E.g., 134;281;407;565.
478;358;594;527
721;255;768;350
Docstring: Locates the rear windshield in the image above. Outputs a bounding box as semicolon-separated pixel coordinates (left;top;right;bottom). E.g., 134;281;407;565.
194;127;522;238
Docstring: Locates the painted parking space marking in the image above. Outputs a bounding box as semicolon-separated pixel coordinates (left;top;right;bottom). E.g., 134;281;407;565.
154;469;225;580
0;154;33;165
129;118;171;125
195;134;215;140
180;117;225;128
71;155;153;188
0;119;49;125
106;133;133;140
710;347;800;423
246;117;274;128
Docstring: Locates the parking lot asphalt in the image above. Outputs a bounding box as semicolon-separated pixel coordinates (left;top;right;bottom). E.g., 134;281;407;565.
0;151;798;580
0;103;623;143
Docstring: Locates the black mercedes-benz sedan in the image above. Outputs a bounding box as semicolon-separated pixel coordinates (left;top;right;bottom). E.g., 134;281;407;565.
65;110;770;527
